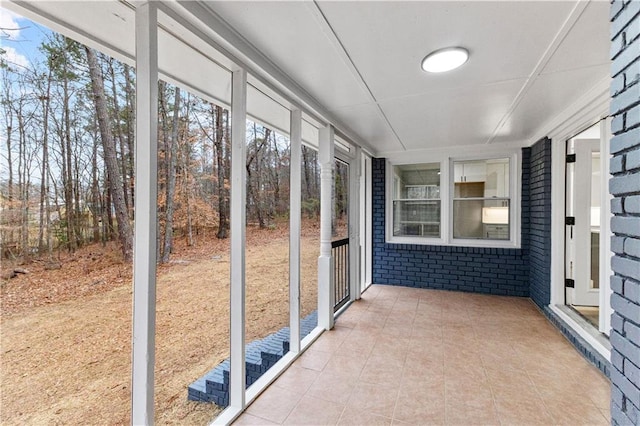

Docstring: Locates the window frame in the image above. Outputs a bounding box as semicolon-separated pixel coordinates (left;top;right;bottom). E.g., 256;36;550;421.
391;162;443;240
386;150;521;249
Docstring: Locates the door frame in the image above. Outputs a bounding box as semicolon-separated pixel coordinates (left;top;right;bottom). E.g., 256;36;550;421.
565;138;601;307
549;113;612;360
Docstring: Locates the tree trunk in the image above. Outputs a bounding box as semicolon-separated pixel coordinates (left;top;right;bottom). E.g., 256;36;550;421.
123;63;135;216
37;69;52;254
62;69;76;252
85;47;133;261
108;59;131;216
246;126;270;228
214;105;229;239
161;87;180;263
91;132;101;243
302;146;313;200
17;110;30;263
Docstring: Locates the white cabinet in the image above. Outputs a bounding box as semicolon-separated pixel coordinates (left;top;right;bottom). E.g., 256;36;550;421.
484;160;509;198
454;161;487;183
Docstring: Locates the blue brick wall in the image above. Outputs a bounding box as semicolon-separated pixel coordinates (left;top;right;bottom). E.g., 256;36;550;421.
371;156;531;297
528;138;553;308
609;2;640;425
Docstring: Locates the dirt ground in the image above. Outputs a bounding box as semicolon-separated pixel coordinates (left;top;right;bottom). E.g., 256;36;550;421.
0;221;320;425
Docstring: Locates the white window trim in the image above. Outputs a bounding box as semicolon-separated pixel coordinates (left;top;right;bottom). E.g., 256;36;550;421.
385;149;522;249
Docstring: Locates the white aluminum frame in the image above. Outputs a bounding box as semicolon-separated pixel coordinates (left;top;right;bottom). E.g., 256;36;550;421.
289;109;302;353
350;146;362;302
360;154;373;291
131;3;158;425
229;67;248;411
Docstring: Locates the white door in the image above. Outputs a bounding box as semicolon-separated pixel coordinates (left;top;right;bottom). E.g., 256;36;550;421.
566;138;600;306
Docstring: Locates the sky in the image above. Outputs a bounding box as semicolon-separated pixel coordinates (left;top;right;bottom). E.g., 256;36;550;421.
0;7;51;70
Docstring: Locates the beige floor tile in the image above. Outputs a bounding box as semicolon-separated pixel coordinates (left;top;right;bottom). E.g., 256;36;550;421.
246;386;302;424
479;348;524;372
306;370;357;404
338;407;392;426
404;353;444;381
338;336;376;358
296;348;332;372
359;355;405;385
544;399;609;425
346;381;400;418
588;380;611;410
494;395;554;425
408;329;444;356
445;399;500;425
372;336;411;363
599;405;611;421
273;365;320;394
238;286;611;425
233;413;279;425
393;393;445;425
284;394;345;425
380;324;413;338
444;361;487;383
322;353;368;380
311;327;351;353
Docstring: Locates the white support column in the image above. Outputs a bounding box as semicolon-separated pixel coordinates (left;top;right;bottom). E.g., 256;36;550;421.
131;3;158;425
350;147;362;301
318;125;335;330
229;67;247;410
289;109;302;353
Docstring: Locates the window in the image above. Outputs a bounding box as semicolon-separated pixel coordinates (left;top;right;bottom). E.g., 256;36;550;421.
392;163;441;237
453;158;510;240
387;152;519;248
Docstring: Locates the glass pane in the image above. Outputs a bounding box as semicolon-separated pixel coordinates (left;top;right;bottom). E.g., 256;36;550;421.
454;158;509;197
453;199;510;240
392;163;440;237
244;120;290;388
393;200;440;237
157;90;231;420
334;160;349;240
300;145;319;338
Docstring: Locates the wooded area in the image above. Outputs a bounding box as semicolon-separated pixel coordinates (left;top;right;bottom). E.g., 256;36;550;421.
0;33;348;265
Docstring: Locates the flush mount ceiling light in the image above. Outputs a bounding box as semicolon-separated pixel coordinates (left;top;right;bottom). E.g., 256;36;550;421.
421;47;469;73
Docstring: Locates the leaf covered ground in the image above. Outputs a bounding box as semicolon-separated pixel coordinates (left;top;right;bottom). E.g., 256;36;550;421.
1;220;321;425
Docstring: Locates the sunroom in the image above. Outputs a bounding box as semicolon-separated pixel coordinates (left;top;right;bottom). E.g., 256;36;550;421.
2;0;639;425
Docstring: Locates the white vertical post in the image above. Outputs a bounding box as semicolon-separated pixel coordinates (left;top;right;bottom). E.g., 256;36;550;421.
350;147;362;301
363;157;373;288
229;68;247;409
131;3;158;425
318;125;335;330
600;117;613;335
289;110;302;352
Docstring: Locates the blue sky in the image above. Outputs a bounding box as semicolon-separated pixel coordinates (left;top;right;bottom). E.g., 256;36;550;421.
1;7;51;70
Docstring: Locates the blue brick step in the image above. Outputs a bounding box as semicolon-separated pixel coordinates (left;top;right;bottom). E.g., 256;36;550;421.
188;311;318;407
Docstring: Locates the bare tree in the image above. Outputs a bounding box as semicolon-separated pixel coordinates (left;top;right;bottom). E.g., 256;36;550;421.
161;86;180;263
214;105;229;239
85;46;132;261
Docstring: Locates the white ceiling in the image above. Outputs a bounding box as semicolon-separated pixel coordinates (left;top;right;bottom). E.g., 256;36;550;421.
6;0;611;157
208;0;611;155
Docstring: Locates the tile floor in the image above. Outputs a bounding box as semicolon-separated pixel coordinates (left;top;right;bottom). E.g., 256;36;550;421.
233;285;611;425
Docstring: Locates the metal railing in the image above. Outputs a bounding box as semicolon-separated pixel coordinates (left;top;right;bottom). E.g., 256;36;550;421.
332;238;350;312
